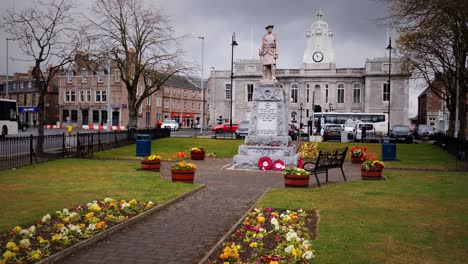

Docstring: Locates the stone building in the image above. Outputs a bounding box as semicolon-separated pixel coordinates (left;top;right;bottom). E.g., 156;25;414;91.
208;11;410;127
0;70;59;125
417;83;449;132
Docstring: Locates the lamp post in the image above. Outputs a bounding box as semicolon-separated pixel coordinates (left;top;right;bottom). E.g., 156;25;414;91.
6;38;14;97
198;36;204;133
210;66;216;126
386;37;392;136
230;32;238;135
106;0;112;132
299;103;303;142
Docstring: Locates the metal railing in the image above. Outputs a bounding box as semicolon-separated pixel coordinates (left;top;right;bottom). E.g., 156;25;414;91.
0;128;171;171
434;134;468;171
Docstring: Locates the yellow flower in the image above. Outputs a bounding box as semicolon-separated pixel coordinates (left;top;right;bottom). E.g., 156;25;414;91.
56;223;64;229
13;226;21;233
256;216;265;223
129;199;137;205
2;251;15;261
6;242;19;252
28;249;42;261
249;242;258;248
63;217;70;223
80;224;86;229
292;248;303;258
38;236;49;245
89;204;102;212
51;233;62;242
95;221;106;230
85;212;94;219
270;262;279;264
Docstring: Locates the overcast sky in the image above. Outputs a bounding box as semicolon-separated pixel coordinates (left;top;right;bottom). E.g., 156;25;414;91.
0;0;423;117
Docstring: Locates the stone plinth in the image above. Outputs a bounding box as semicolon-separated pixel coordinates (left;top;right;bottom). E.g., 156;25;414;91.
232;83;299;169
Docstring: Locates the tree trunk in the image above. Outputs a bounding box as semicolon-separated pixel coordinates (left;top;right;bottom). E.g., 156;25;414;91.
127;93;138;128
35;67;46;155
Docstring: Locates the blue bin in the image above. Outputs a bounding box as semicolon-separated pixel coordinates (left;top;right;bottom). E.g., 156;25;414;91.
382;137;396;161
136;134;151;157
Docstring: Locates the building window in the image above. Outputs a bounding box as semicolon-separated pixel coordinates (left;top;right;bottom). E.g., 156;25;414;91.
101;110;108;124
353;84;361;103
225;84;232;100
81;70;88;83
184;101;187;110
114;69;120;83
247;84;254;102
192;90;195;98
306;109;309;117
97;70;104;83
383;83;390;101
146;96;151;105
79;90;85;102
164;87;170;94
291;83;298;103
183;89;187;97
325;88;328;103
306;89;310;103
192;102;195;110
164;99;169;109
156;96;162;107
20;82;24;89
71;110;78;122
65;91;70;102
62;110;69;122
95;91;102;102
32;94;36;106
145;112;151;125
102;91;107;102
66;71;73;83
337;84;345;104
92;110;99;123
86;90;91;102
28;81;32;89
70;91;76;102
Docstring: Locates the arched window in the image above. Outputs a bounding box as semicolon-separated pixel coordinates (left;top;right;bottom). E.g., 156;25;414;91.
337;84;345;103
353;83;361;103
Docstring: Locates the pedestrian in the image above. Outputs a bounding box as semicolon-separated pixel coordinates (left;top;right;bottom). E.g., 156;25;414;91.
33;119;37;127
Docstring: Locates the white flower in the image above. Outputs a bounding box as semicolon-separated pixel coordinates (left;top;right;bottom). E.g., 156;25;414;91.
62;208;69;214
298;209;303;213
121;202;129;209
286;210;291;214
285;245;294;253
86;203;92;207
302;250;315;260
270;217;280;230
147;201;154;207
302;240;310;249
254;208;260;212
259;228;266;233
104;197;113;203
86;224;96;232
19;239;30;248
286;230;298;242
41;214;51;223
29;225;36;233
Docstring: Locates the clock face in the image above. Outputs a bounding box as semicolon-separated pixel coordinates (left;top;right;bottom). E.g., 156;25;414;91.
312;52;324;62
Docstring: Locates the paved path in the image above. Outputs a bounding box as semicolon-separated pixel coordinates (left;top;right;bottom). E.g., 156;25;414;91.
61;158;361;264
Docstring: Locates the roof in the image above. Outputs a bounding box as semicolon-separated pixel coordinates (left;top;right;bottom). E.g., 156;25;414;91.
165;76;208;90
418;87;431;97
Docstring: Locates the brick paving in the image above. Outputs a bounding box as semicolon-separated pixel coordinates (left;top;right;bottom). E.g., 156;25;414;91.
60;158;361;264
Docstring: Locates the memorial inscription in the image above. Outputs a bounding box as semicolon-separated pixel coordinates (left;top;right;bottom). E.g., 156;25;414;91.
257;101;277;136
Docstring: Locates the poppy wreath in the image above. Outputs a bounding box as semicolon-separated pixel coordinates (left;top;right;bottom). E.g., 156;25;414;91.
272;159;286;171
258;156;273;170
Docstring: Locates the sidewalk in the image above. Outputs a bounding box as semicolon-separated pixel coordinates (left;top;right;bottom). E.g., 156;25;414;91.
60;158;361;264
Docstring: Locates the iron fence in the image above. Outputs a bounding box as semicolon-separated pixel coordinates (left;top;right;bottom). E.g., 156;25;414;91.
0;128;170;171
434;134;468;171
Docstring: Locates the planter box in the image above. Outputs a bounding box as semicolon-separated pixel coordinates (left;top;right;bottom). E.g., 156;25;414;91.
284;173;310;188
141;160;161;172
351;156;364;164
190;151;205;160
361;167;383;180
171;169;195;183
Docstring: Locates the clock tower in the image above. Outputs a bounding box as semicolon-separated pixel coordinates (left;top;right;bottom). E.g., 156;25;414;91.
303;10;335;69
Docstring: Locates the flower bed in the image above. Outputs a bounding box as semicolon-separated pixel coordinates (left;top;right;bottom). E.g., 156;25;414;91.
208;208;318;264
0;198;155;263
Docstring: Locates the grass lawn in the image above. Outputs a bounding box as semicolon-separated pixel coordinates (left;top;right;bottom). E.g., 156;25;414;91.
258;171;468;263
0;159;197;233
314;142;456;169
95;137;244;160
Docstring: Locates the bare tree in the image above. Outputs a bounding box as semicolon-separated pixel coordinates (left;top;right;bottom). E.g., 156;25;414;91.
382;0;467;138
90;0;191;128
2;0;80;154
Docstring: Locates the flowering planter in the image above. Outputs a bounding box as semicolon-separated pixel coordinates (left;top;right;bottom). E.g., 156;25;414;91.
190;151;205;160
171;169;195;183
141;160;161;172
351;156;364;164
361;167;383;180
284;173;310;188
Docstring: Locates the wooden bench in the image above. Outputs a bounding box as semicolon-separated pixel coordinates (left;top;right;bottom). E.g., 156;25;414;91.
303;147;348;187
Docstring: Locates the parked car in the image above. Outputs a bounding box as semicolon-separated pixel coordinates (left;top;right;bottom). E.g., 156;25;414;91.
390;125;414;143
413;124;435;140
161;119;179;131
353;123;380;142
320;124;344;136
195;123;209;130
211;122;239;133
18;121;29;132
235;120;250;139
300;125;317;136
322;124;344;142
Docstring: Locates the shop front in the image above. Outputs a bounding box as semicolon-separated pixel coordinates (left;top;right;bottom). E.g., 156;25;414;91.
170;112;195;128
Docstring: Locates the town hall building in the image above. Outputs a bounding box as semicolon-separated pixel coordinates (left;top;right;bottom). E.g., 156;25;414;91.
207;11;410;128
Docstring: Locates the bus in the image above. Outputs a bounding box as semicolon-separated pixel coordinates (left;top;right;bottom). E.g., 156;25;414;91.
0;99;19;137
312;112;388;135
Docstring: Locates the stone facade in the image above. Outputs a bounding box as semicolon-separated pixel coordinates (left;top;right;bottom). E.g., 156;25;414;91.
207;12;410;128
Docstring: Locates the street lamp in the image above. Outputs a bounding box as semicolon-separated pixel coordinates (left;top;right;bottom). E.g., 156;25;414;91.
198;36;204;133
210;66;216;126
299;103;304;142
230;32;238;135
386;37;392;136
